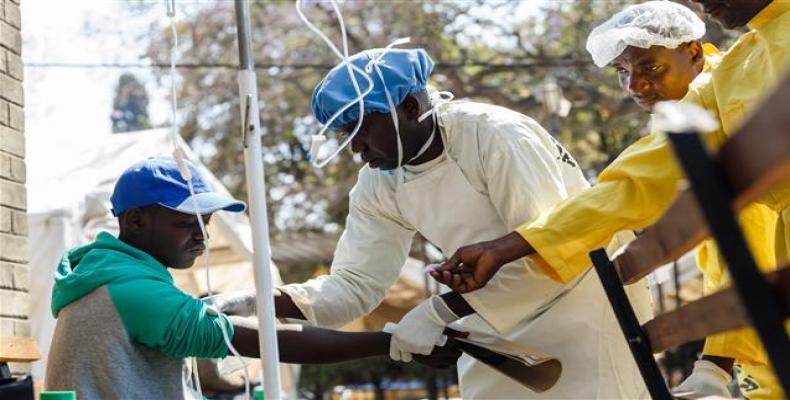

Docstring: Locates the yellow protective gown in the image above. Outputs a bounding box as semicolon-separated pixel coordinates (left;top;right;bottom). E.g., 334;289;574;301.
516;1;790;397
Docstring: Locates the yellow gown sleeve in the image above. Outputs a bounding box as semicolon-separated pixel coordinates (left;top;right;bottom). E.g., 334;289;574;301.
516;131;685;283
516;76;727;284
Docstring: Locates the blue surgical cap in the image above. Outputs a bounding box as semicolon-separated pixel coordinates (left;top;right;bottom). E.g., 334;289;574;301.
311;48;434;129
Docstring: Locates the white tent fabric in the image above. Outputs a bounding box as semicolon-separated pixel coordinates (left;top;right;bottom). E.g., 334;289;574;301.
26;128;297;397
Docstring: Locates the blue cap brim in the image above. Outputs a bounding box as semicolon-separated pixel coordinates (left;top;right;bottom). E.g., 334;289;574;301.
159;192;246;215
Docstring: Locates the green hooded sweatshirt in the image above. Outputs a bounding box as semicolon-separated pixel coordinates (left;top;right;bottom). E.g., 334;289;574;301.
46;231;233;399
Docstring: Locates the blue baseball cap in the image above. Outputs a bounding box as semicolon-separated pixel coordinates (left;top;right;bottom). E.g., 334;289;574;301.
311;48;434;129
110;157;246;217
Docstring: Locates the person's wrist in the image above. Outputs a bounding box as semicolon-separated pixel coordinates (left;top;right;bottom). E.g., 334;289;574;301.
439;291;476;317
244;293;257;315
430;295;459;325
274;289;307;320
491;231;533;265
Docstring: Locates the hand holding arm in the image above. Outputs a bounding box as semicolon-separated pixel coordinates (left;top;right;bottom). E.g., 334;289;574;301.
204;288;307;320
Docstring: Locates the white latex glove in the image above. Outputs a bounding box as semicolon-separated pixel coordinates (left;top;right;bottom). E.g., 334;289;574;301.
673;360;733;398
389;295;458;362
204;290;258;317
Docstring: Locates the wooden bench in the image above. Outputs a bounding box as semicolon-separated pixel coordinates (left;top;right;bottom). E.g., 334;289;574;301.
0;335;41;400
0;336;41;380
589;72;790;399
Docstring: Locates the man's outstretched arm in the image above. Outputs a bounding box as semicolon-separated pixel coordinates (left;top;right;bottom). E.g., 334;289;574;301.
229;317;460;368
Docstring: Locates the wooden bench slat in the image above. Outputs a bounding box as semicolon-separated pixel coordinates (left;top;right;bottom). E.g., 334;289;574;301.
616;192;707;284
0;336;41;363
718;75;790;207
643;265;790;353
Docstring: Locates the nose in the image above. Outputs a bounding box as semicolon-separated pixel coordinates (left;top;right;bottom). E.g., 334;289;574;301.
626;72;651;97
192;223;208;242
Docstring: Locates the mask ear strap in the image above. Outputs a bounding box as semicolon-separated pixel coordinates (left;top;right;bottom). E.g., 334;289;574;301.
416;90;454;123
409;90;453;162
370;61;403;169
416;111;433;123
408;113;437;163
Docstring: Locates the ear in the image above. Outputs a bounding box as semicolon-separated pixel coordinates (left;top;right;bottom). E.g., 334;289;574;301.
400;95;421;121
687;41;705;70
120;207;146;235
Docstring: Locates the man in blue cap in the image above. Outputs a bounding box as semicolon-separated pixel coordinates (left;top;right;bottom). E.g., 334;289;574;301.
270;48;653;398
44;157;460;399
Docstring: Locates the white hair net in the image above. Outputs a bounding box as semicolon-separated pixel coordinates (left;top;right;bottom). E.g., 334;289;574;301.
586;1;706;67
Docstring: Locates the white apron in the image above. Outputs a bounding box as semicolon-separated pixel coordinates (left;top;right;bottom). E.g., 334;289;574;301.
395;142;652;399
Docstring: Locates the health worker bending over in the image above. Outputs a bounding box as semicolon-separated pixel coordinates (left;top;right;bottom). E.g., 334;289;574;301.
270;48;652;399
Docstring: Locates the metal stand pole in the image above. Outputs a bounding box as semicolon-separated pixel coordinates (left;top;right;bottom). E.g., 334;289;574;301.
233;1;283;398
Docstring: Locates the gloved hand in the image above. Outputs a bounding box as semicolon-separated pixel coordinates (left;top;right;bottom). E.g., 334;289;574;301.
389;295;459;362
673;360;733;398
204;290;258;317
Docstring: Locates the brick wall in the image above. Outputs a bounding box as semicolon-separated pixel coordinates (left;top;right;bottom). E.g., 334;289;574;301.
0;0;29;374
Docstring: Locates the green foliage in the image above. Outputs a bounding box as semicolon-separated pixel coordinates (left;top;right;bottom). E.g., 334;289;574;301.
139;0;742;235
